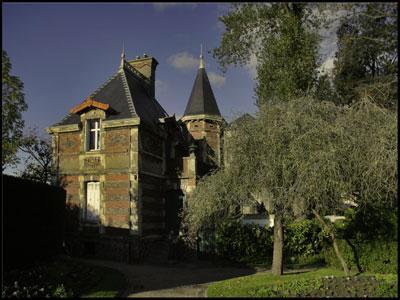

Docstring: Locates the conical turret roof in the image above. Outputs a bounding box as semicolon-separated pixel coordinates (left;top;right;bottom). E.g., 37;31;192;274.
183;48;221;117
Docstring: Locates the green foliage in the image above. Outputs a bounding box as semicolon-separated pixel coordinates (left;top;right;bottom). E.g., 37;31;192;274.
337;205;398;242
213;3;322;105
53;284;70;297
228;97;346;217
214;220;274;264
207;218;328;265
374;274;399;298
207;268;345;297
184;96;396;276
208;269;398;297
335;98;397;209
2;50;28;170
181;169;247;244
284;218;330;258
314;74;337;103
332;3;398;108
323;239;398;274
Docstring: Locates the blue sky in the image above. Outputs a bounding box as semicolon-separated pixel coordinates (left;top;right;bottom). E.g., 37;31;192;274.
3;3;339;174
3;3;257;136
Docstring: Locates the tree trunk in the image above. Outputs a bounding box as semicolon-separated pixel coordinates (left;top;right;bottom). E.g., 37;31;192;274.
271;213;284;275
312;209;349;276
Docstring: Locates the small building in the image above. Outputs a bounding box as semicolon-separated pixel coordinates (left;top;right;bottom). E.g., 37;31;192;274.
47;49;224;261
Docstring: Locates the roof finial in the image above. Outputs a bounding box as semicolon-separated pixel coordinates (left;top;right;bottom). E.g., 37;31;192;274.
199;44;205;69
120;41;125;69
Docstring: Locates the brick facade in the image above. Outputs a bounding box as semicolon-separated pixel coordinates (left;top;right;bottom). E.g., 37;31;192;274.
48;53;224;262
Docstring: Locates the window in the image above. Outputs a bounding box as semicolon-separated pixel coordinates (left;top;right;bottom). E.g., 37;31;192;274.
87;119;101;151
85;182;100;222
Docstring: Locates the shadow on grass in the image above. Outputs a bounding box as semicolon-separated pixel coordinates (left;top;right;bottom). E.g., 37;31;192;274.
76;256;258;296
2;256;127;298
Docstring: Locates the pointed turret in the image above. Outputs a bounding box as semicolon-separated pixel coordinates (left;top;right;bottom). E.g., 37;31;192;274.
183;46;221;117
181;46;224;169
199;44;205;69
120;42;125;69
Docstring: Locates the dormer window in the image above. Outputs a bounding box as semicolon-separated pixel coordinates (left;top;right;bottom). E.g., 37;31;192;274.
87;119;101;151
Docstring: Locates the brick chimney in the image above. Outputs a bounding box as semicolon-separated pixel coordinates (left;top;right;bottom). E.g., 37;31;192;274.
128;54;158;98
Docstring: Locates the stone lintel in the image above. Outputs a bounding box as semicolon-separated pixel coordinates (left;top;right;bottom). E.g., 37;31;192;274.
47;124;80;134
102;118;140;129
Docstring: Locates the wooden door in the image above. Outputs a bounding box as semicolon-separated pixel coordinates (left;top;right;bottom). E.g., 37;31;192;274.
86;182;100;222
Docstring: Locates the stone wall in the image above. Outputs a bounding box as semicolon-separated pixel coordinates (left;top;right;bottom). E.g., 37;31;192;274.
139;173;165;236
104;173;130;230
56;124;139;236
184;119;222;167
138;127;166;237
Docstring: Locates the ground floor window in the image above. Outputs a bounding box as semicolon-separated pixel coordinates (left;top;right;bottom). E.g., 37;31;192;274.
85;182;100;222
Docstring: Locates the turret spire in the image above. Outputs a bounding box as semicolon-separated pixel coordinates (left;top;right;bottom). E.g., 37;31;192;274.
183;44;221;117
199;44;205;69
120;42;125;69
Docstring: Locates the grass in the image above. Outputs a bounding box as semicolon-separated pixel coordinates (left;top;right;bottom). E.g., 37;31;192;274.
207;267;398;297
79;265;127;297
2;256;127;298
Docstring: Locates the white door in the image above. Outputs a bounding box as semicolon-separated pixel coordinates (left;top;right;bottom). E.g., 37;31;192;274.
86;182;100;222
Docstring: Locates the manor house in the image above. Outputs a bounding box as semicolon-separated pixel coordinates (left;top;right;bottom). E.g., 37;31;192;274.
48;49;224;261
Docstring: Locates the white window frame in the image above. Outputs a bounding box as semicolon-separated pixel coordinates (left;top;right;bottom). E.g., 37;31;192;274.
87;119;101;151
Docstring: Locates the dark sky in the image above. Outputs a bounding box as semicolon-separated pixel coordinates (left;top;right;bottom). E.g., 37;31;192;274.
3;3;257;137
3;2;339;175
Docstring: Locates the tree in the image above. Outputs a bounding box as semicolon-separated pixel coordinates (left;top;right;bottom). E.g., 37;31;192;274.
314;74;337;104
2;50;28;170
332;3;398;108
183;96;397;276
182;169;248;244
19;130;57;185
213;3;322;105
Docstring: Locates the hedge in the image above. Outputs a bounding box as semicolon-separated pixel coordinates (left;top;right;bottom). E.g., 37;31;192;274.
322;239;397;274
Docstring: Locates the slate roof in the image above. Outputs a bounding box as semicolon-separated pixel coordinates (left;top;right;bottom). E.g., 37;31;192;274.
183;68;221;117
54;61;167;127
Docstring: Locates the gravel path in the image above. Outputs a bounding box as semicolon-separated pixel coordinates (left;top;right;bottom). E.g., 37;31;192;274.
74;258;257;297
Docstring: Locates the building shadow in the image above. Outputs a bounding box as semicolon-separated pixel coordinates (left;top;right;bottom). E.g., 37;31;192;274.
78;257;257;295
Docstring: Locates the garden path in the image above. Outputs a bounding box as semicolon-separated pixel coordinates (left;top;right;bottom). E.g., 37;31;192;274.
74;258;257;297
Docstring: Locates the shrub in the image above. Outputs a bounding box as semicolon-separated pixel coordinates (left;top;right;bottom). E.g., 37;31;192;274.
323;239;398;274
211;218;328;265
337;206;398;242
213;219;274;264
284;218;329;260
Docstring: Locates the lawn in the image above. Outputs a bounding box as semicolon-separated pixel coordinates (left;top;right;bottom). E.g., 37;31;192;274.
207;267;398;297
2;256;127;298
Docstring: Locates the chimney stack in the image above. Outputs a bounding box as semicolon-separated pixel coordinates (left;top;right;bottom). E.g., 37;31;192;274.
128;55;158;98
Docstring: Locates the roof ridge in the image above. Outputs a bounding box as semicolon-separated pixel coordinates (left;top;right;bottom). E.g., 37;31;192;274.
154;97;168;116
122;62;156;100
119;69;137;117
123;61;151;87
